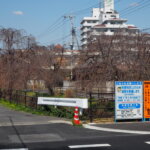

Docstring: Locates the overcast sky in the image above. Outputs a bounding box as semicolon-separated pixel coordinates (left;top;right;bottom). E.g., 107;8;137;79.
0;0;150;46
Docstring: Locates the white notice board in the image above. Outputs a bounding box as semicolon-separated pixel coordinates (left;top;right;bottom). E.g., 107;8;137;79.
115;81;143;120
38;97;88;109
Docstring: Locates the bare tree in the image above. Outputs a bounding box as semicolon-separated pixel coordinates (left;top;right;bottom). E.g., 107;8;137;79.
37;45;65;95
75;31;150;90
0;28;37;95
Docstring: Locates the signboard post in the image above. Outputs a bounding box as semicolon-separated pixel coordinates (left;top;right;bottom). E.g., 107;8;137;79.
38;97;88;125
115;81;143;121
144;81;150;120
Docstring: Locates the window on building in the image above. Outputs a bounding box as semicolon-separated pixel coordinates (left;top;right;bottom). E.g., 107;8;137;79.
87;20;91;23
110;22;115;24
111;15;116;18
110;29;115;32
97;29;108;32
110;21;123;25
93;21;97;23
106;12;112;14
103;29;108;32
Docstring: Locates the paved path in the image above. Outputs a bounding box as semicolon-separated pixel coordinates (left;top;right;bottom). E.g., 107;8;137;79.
0;105;69;126
1;105;150;149
0;105;125;149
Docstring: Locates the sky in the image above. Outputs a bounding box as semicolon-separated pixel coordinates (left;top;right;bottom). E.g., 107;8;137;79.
0;0;150;46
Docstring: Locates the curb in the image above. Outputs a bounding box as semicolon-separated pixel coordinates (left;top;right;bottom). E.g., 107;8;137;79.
83;124;150;135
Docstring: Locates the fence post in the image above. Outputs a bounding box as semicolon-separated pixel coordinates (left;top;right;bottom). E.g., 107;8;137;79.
0;89;2;99
98;88;100;99
35;92;38;110
16;90;18;105
24;91;27;107
9;89;12;103
89;92;93;123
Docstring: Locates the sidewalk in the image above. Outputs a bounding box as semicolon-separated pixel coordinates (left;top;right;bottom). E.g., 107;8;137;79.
93;121;150;131
83;121;150;134
0;105;71;126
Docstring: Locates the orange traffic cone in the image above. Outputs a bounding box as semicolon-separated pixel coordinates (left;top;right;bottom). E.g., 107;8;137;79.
73;107;80;125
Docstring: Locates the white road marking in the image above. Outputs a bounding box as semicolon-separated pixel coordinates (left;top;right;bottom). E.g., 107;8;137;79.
68;144;111;149
83;124;150;135
145;141;150;144
9;133;64;143
48;120;72;125
0;120;71;127
0;148;28;150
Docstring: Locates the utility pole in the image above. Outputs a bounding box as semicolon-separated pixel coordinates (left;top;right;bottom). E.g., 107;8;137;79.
64;15;75;80
64;15;76;50
64;15;79;80
64;15;80;80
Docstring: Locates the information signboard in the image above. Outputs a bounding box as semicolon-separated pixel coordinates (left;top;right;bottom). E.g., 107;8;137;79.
115;81;143;120
144;81;150;118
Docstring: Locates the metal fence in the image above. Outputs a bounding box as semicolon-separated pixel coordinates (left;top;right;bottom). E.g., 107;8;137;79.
0;89;38;109
0;89;115;122
83;92;115;122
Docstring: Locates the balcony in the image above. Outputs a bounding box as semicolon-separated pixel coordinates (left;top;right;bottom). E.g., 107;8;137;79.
82;22;98;27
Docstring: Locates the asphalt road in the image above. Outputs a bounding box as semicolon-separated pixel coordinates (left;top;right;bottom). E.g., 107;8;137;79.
0;105;150;150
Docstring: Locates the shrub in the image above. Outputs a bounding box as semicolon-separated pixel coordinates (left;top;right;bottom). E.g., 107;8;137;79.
64;89;75;98
54;88;63;97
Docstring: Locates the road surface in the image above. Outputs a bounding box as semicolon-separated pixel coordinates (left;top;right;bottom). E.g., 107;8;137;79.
0;105;150;150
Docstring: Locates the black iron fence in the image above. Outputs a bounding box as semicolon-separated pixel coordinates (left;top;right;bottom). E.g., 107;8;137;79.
0;89;115;122
86;92;115;122
0;89;38;109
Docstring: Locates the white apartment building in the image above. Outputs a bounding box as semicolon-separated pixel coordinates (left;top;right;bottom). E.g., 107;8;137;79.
81;8;101;47
80;0;139;49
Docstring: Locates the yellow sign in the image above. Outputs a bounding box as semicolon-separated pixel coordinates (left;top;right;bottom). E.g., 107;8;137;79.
144;81;150;118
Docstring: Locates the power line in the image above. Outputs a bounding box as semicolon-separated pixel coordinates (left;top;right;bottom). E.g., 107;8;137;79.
121;0;150;16
36;2;99;39
37;16;62;37
37;17;69;39
41;33;71;45
119;0;144;13
71;2;100;15
36;1;105;40
45;20;67;35
141;28;150;33
71;0;121;16
37;0;150;46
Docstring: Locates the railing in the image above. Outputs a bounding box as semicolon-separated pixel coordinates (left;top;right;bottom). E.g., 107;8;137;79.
0;89;115;122
0;89;38;109
85;92;115;122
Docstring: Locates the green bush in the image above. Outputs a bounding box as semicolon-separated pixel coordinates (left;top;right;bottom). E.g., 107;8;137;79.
31;105;74;119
